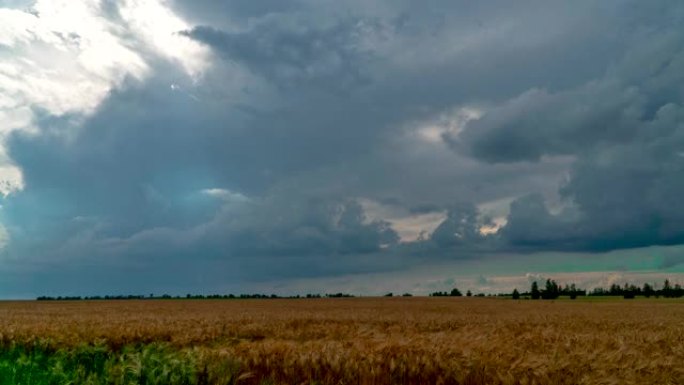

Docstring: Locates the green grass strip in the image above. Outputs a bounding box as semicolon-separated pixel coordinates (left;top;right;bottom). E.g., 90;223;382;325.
0;343;243;385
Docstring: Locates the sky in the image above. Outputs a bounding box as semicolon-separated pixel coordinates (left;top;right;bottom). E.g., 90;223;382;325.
1;0;684;298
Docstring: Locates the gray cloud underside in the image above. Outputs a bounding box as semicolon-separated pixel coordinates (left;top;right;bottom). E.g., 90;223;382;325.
454;4;684;251
2;0;684;294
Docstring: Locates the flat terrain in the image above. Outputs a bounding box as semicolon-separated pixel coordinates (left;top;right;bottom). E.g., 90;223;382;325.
2;297;684;384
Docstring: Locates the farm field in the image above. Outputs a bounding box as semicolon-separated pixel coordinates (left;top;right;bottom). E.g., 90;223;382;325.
1;297;684;384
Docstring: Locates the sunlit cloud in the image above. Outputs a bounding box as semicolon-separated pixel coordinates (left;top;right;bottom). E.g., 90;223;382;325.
415;107;483;145
201;188;250;203
477;196;515;235
358;198;445;242
119;0;210;78
0;0;210;197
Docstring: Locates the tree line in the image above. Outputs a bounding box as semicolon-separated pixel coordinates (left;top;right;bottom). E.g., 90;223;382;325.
36;293;356;301
586;279;684;298
424;278;684;300
35;278;684;301
516;280;586;299
511;278;684;300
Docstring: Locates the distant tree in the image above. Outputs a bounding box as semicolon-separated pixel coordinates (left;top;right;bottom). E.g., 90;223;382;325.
431;291;460;297
384;292;393;297
512;289;520;300
569;283;577;300
675;284;684;298
402;293;413;297
542;279;560;299
663;279;673;298
531;281;541;300
622;284;637;299
466;290;472;297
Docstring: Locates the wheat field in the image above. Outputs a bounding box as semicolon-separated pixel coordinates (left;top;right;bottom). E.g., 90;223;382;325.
1;297;684;384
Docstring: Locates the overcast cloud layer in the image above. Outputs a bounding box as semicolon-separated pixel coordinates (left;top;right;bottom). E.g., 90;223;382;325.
1;0;684;297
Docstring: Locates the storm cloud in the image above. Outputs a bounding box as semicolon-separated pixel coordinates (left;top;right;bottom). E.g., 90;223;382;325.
0;0;683;296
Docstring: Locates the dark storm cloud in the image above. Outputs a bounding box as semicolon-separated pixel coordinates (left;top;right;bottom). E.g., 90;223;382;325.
452;84;645;163
457;4;684;252
2;0;684;296
183;21;371;91
4;70;399;259
430;204;484;248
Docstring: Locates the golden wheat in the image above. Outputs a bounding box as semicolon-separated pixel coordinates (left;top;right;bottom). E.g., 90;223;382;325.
1;297;684;384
